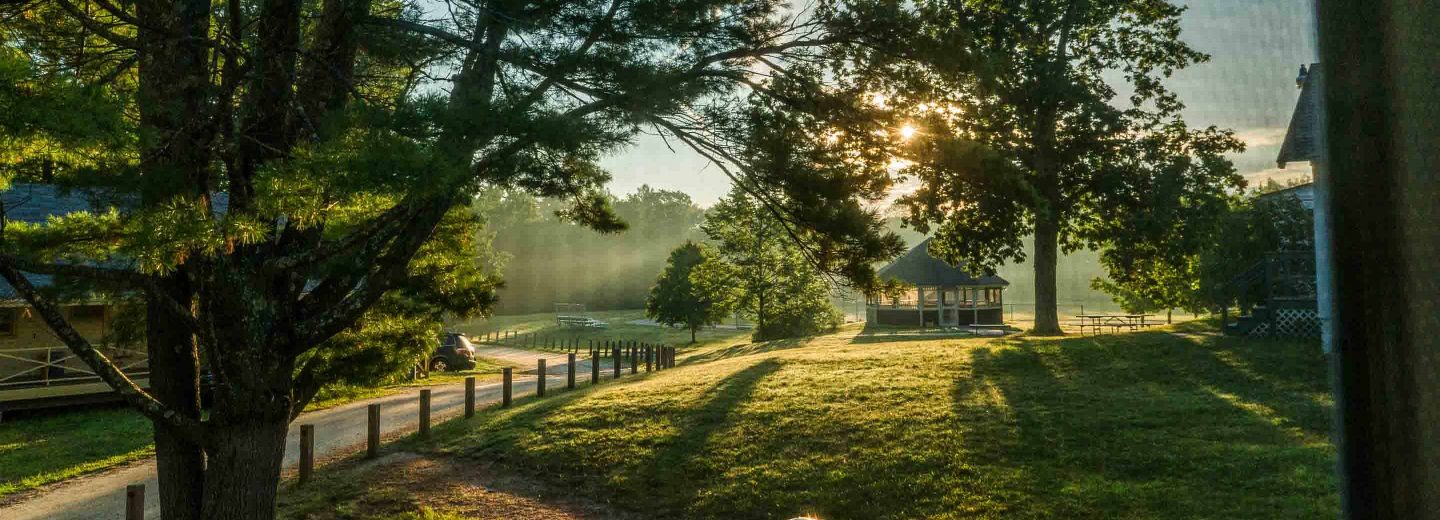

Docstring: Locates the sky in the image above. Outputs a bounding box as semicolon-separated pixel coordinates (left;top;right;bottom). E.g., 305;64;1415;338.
599;0;1320;206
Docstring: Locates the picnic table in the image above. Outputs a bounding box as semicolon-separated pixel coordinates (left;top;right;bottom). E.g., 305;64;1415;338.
1074;314;1155;335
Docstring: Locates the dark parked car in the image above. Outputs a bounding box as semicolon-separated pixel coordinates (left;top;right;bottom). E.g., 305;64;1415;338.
430;332;477;372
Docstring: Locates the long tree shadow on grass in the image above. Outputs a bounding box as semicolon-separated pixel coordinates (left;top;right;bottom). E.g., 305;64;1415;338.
648;359;782;510
956;332;1338;518
429;357;783;518
681;339;812;365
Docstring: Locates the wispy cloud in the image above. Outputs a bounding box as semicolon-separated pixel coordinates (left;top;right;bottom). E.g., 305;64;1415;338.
1232;126;1289;149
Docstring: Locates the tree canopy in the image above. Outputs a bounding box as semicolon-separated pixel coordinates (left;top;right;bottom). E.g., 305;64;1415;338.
645;240;728;343
701;187;842;340
0;0;901;517
831;0;1245;333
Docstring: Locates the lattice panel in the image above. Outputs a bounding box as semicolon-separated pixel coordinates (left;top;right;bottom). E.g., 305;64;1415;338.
1252;308;1320;338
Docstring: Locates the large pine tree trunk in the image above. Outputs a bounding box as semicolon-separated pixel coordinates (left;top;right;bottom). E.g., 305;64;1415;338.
146;277;205;520
1032;212;1063;335
194;308;298;520
134;0;215;515
199;418;291;520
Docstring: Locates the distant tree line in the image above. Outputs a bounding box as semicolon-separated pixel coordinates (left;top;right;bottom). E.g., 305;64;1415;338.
483;186;706;315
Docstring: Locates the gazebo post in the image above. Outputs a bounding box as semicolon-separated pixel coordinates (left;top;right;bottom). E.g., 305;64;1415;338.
917;286;925;328
998;287;1005;323
972;287;979;325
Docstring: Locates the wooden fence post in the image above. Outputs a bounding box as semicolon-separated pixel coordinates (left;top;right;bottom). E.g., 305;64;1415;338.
645;344;652;372
367;404;381;459
537;359;547;397
613;343;621;378
502;367;513;407
299;424;315;484
465;376;476;418
419;389;431;437
125;484;144;520
630;343;638;374
567;353;576;389
591;350;600;384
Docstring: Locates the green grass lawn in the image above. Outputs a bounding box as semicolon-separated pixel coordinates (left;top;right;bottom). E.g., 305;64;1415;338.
0;406;153;498
285;325;1339;519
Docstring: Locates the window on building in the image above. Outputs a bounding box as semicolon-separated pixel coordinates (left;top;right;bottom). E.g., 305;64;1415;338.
0;308;17;337
893;288;917;308
923;287;939;306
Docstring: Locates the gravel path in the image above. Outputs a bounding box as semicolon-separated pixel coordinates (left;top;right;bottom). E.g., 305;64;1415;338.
0;347;619;520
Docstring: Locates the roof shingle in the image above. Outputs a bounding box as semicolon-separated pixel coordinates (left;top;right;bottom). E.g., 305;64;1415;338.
1277;63;1322;168
877;238;1009;287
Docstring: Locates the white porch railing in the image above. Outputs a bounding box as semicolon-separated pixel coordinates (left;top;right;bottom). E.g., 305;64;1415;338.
0;345;149;389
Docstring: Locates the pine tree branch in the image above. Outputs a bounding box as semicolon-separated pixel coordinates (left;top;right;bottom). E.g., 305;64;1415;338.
264;200;415;272
0;254;145;284
53;0;139;49
292;199;454;349
362;17;473;48
92;0;140;26
511;0;623;112
288;355;326;422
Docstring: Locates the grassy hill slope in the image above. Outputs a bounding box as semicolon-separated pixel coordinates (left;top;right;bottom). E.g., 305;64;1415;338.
286;326;1339;519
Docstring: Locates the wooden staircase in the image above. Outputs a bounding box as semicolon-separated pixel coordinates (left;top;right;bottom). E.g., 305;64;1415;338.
1220;252;1318;337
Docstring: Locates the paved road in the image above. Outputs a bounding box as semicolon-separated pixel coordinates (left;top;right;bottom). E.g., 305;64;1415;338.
0;347;635;520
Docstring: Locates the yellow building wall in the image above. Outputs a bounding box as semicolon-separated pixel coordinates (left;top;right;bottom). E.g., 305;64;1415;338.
0;306;141;388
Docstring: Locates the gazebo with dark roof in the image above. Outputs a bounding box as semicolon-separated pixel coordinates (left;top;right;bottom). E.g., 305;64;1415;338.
867;238;1009;327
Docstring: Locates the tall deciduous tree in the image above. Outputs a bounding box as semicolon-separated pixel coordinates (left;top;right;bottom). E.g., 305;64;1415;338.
0;0;892;517
840;0;1245;334
702;187;842;340
646;241;727;343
